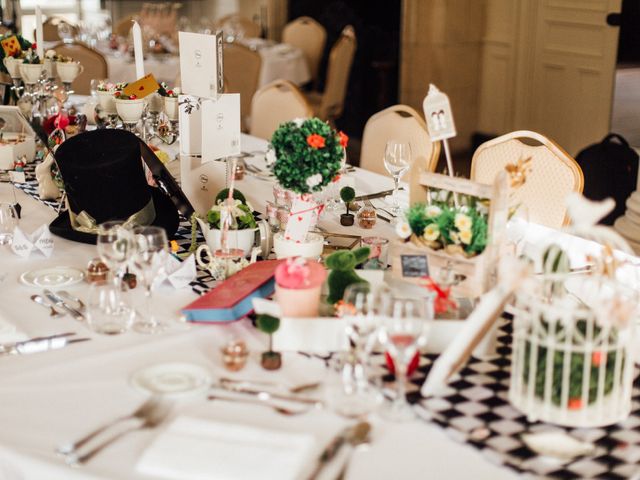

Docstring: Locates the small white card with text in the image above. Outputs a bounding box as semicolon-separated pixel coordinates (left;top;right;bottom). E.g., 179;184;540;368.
179;31;221;98
201;94;241;162
11;225;53;258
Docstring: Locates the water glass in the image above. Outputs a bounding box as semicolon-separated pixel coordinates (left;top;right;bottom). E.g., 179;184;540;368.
361;237;390;270
96;221;136;287
0;203;19;245
87;281;134;335
384;141;411;216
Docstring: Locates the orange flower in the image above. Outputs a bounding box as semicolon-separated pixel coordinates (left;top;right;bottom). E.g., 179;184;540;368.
306;134;325;149
338;131;349;148
592;351;606;366
568;398;583;410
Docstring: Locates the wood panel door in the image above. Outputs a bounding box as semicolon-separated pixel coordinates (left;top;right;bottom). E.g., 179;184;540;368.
516;0;622;156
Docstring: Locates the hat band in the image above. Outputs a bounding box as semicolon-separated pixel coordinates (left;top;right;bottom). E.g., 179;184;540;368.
68;198;156;234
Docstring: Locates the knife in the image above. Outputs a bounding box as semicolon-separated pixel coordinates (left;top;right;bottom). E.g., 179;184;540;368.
307;422;371;480
354;188;404;202
43;290;85;321
214;383;322;406
0;332;89;356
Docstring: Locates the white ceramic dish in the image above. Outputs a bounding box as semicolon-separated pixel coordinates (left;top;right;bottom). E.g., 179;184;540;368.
130;362;212;398
20;266;84;288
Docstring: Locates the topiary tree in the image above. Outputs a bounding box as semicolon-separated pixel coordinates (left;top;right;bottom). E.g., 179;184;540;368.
324;247;370;304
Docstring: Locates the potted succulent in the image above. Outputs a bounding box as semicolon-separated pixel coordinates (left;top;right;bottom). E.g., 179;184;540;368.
96;81;117;114
19;49;45;85
339;186;356;226
256;314;281;370
159;83;180;121
195;188;258;257
114;84;146;127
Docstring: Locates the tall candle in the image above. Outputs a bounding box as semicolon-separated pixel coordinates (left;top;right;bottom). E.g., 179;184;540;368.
132;20;145;79
35;5;43;59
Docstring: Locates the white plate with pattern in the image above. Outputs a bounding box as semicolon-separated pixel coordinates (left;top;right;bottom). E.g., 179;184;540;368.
20;266;85;288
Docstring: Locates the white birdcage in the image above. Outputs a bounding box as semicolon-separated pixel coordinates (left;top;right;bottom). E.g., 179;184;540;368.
509;274;637;427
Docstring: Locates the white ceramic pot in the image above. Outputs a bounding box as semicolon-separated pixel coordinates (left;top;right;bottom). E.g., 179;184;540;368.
115;98;146;124
43;58;55;79
273;232;324;259
56;61;83;83
163;96;179;121
96;90;116;114
196;217;256;257
19;63;45;84
3;56;21;79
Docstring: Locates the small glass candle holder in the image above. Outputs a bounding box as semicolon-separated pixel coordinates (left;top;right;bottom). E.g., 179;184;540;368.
361;236;389;270
356;205;377;229
221;339;249;371
266;201;280;233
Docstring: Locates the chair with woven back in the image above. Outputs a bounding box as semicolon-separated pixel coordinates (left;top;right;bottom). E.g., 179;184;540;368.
360;104;440;204
249;79;313;140
215;14;261;39
305;25;357;123
223;42;262;132
471;130;584;229
282;16;326;87
52;42;108;95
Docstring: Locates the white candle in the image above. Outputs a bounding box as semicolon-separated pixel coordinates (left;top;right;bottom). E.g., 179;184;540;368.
35;5;44;59
132;20;145;79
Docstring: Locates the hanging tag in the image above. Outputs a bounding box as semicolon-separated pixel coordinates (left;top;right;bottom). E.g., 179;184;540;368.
423;84;457;141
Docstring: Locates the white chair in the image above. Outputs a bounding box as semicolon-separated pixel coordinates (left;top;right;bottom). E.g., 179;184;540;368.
360;105;440;204
471;130;584;228
223;42;262;131
52;42;108;95
282;17;326;86
305;25;356;123
249;80;312;140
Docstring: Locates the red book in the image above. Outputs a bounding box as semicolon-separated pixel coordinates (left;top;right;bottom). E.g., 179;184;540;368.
181;260;284;323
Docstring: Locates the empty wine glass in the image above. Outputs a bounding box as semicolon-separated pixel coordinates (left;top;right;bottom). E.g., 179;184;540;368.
379;296;432;421
384;141;411;216
87;281;134;335
506;204;529;256
0;203;18;245
96;221;135;289
131;226;168;334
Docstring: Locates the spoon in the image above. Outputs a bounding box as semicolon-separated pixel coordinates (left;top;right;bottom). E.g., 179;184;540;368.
57;291;85;311
30;295;63;317
207;394;309;416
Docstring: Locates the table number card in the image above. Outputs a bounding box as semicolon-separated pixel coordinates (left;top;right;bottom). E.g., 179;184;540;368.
284;197;316;243
11;225;53;258
201;94;241;162
179;31;223;98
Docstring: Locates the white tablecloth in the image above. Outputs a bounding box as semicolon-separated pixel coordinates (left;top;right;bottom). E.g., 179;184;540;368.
105;41;310;88
0;133;635;480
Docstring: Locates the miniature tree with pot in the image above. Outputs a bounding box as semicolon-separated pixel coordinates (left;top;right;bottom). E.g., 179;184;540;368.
256;313;281;370
340;186;356;226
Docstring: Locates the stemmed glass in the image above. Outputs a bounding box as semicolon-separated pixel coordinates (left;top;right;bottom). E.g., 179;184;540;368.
384;141;411;216
379;296;432;421
97;221;136;289
0;203;19;245
131;226;168;334
506;204;529;256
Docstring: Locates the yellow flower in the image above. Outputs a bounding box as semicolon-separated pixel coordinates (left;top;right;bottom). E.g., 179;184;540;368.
459;229;472;245
455;213;472;231
450;231;460;244
425;205;442;218
423;224;440;242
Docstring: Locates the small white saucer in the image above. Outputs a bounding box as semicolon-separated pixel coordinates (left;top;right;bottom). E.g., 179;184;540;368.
20;266;85;288
130;362;212;398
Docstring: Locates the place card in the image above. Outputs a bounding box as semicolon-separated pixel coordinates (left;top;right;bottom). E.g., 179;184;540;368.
200;94;241;162
283;197;316;243
122;73;160;100
178;31;223;98
178;94;203;156
8;170;25;183
11;225;53;258
154;254;196;289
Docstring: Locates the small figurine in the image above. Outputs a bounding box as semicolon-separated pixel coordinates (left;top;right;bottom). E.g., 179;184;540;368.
339;186;356;226
256;314;281;370
324;247;370;304
13;155;26;172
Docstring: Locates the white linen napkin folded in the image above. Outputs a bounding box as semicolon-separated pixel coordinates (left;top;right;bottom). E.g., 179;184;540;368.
136;416;316;480
0;315;25;344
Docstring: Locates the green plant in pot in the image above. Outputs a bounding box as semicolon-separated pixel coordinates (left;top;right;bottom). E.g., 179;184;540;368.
340;186;356;226
256;314;281;370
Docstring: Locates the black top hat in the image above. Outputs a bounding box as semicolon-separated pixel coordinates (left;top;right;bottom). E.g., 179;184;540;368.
49;129;180;244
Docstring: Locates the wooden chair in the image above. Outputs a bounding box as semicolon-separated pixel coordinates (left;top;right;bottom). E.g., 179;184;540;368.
52;42;108;95
360;104;440;204
282;16;326;86
215;14;261;39
305;25;356;123
249;79;313;140
223;42;262;131
114;15;135;38
471;130;584;228
38;17;79;42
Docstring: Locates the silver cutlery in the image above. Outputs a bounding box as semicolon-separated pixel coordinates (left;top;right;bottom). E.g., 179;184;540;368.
335;422;371;479
43;290;85;321
30;294;64;317
57;291;86;312
57;397;162;457
66;399;171;466
214;383;323;407
354;189;400;202
0;332;89;356
307;422;371;480
219;377;321;394
208;394;309;416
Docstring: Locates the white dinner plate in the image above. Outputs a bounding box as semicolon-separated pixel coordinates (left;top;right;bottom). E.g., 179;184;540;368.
20;266;85;288
130;362;212;398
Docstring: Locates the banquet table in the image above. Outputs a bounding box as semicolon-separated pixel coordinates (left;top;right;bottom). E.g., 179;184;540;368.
0;133;636;480
104;39;311;88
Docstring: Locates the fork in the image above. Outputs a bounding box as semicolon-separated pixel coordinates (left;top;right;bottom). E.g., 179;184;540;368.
66;399;171;466
208;394;309;416
57;397;161;456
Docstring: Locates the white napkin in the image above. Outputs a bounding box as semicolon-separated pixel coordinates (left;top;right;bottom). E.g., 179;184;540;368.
154;254;196;289
0;315;25;344
136;416;316;480
10;225;54;258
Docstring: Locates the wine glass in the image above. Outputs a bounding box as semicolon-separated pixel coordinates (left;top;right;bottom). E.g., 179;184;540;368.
86;281;134;335
506;204;529;256
378;296;432;421
384;141;411;216
0;203;18;245
131;226;168;334
96;221;136;289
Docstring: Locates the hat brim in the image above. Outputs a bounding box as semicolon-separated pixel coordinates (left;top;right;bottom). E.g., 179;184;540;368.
49;186;180;245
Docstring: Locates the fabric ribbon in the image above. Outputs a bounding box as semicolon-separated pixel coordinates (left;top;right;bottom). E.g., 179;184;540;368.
68;198;156;234
422;276;458;315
